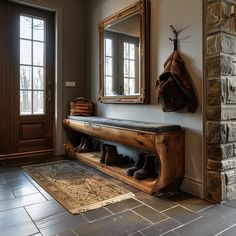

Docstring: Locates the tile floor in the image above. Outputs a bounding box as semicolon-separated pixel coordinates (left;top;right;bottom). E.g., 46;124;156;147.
1;156;236;236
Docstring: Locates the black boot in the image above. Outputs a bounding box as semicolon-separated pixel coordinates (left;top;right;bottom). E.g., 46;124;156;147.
126;153;146;176
105;145;129;166
134;154;157;180
100;143;108;164
105;145;119;166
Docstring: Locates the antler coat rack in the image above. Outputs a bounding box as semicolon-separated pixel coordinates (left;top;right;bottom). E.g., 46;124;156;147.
169;25;178;51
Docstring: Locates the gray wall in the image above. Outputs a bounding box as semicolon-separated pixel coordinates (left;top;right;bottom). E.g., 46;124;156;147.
86;0;203;197
59;0;86;115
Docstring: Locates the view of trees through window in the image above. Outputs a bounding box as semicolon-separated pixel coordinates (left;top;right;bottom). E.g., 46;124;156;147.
104;35;138;96
20;15;45;115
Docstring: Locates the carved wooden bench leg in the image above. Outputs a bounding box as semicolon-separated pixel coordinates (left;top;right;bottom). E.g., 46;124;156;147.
154;132;185;192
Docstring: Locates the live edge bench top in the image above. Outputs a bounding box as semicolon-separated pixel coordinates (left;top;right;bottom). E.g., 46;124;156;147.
67;116;182;133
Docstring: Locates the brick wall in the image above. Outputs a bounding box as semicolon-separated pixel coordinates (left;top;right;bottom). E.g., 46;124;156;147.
206;0;236;202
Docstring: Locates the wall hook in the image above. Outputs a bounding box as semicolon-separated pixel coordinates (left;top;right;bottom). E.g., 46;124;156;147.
169;24;178;50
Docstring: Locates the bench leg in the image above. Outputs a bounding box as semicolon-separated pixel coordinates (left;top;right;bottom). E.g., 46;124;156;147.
154;132;185;192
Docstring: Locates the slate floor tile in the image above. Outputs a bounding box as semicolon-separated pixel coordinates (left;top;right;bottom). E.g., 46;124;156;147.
163;206;200;224
224;198;236;209
105;198;142;214
140;218;182;236
35;211;87;236
0;207;39;236
25;199;66;222
174;216;227;236
52;230;77;236
108;177;140;193
0;168;8;175
162;191;213;212
129;232;145;236
132;205;168;223
0;175;7;185
135;191;177;212
82;207;112;221
0;185;15;201
162;231;181;236
218;224;236;236
74;210;152;236
201;204;236;226
2;170;26;181
12;185;39;197
5;177;33;189
0;192;46;212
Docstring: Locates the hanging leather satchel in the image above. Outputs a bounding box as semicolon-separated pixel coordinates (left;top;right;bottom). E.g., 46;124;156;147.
157;75;187;112
156;50;198;112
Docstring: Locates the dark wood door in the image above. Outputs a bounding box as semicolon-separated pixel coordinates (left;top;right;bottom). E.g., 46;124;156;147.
0;2;55;156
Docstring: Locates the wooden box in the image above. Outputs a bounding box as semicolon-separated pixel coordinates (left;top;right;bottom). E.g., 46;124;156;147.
70;97;94;116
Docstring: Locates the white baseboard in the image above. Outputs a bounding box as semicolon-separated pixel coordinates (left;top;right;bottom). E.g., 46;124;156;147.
181;176;204;198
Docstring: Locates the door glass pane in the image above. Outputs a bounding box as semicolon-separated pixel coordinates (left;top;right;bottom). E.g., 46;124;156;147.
124;59;129;77
124;42;129;58
33;42;44;66
129;44;135;60
20;66;32;89
20;91;32;115
33;91;44;114
105;38;112;56
33;18;44;41
33;67;44;89
105;76;112;95
105;57;112;76
20;16;32;39
20;39;32;65
130;60;135;78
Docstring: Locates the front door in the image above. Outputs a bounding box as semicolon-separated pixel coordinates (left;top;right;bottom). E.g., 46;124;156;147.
0;2;55;156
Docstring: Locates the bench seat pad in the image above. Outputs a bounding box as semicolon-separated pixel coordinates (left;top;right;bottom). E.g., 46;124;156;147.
67;116;182;133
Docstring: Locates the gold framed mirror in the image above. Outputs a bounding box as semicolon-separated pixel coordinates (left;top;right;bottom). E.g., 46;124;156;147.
98;0;150;104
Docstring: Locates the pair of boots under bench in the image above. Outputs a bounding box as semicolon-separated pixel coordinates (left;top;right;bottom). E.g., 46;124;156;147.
100;143;129;166
74;137;92;153
127;153;157;180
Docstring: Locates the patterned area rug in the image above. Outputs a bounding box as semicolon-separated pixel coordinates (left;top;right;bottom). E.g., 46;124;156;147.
23;160;134;214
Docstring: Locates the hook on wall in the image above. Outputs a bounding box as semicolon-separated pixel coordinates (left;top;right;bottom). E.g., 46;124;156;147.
169;24;178;51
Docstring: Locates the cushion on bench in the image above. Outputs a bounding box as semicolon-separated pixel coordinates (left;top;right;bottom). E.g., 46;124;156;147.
67;116;182;133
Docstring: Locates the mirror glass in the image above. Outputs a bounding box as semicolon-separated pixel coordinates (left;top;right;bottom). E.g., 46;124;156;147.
104;13;140;96
99;0;150;103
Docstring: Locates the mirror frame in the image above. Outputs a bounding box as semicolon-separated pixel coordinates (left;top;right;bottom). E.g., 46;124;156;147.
98;0;150;104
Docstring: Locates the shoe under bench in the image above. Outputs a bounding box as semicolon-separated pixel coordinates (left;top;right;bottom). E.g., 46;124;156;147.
63;116;185;195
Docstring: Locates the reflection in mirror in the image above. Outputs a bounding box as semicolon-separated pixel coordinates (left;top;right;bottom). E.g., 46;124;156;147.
104;13;140;96
99;0;150;103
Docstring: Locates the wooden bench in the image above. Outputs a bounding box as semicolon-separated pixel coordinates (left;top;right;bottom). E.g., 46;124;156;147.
63;116;185;195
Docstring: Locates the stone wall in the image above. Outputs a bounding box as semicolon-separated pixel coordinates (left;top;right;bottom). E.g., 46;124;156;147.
206;0;236;202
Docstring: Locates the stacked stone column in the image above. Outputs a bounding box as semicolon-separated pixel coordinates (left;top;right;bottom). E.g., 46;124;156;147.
206;0;236;202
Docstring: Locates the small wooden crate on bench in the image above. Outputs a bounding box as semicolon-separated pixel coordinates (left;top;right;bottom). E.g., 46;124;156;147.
70;97;94;116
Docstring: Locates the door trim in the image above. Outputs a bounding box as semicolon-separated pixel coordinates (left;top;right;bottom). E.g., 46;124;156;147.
12;0;64;155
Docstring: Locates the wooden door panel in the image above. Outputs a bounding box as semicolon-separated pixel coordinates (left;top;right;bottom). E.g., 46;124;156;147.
20;123;44;140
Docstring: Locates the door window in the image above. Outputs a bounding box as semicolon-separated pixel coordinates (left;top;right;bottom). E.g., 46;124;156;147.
20;15;45;115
